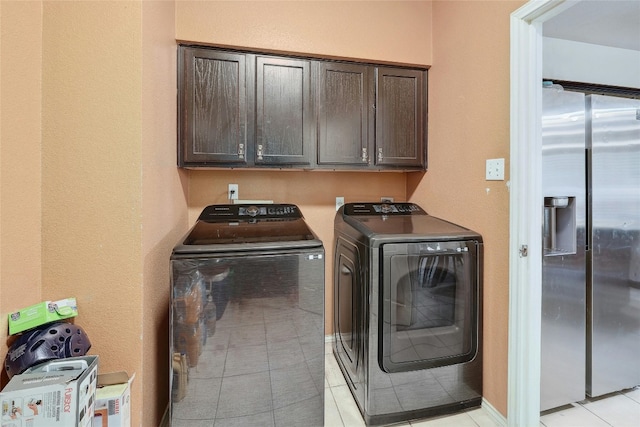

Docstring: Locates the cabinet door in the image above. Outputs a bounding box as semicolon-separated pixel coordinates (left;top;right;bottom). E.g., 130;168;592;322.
179;47;248;166
255;56;314;165
317;62;374;166
375;67;426;168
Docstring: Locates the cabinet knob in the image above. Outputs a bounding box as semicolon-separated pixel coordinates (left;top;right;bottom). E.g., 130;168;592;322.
257;144;263;161
238;143;244;158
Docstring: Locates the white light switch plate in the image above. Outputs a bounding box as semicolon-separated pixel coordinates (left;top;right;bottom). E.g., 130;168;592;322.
486;158;505;181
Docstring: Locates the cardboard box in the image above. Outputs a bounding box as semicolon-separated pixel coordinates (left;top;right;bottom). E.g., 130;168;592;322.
92;372;133;427
0;356;98;427
8;298;78;335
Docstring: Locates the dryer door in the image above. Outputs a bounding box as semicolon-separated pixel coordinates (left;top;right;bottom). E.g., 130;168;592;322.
380;240;480;373
333;237;363;385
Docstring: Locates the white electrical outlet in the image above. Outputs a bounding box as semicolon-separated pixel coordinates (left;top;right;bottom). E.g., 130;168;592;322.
336;196;344;211
228;184;238;200
486;158;505;181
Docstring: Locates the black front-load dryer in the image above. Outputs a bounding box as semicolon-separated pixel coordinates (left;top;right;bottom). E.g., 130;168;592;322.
332;202;483;425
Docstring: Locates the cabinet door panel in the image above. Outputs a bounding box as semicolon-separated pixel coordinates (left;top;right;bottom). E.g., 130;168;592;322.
256;57;313;165
318;62;374;166
376;68;426;168
179;47;247;165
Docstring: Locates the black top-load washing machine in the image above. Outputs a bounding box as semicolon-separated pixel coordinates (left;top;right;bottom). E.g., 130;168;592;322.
333;202;483;425
170;204;324;427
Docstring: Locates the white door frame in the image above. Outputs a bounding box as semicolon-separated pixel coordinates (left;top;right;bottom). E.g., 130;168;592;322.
507;1;581;426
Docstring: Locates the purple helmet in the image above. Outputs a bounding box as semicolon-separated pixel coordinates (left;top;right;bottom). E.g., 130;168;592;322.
4;322;92;378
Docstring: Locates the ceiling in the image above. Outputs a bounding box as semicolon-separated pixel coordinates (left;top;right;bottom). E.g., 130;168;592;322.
543;0;640;52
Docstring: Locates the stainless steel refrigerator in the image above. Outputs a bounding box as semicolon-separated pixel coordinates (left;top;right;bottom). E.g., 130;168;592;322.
541;85;640;411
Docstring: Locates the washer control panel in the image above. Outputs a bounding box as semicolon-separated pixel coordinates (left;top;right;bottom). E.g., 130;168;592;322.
238;205;298;217
199;204;301;221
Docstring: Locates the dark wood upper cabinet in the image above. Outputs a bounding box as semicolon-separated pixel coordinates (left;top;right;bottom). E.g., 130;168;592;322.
317;62;374;166
375;67;426;168
179;47;248;166
178;45;427;171
255;56;314;165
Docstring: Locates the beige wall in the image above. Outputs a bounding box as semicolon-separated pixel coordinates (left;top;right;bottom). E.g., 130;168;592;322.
141;1;185;423
412;0;527;416
177;0;433;65
0;0;43;383
41;2;145;423
1;1;183;425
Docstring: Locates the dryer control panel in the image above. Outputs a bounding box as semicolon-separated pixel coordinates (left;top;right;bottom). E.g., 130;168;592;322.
343;203;426;216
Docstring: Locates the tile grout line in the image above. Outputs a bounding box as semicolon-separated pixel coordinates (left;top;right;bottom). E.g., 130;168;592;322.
620;388;640;405
577;391;640;427
328;383;348;427
578;406;615;427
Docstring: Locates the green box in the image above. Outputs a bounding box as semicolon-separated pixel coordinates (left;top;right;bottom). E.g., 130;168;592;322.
8;297;78;335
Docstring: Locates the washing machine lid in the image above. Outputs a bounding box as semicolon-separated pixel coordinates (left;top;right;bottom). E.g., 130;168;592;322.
173;204;322;254
340;203;481;241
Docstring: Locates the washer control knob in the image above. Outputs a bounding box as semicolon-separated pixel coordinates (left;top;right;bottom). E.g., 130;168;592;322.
246;206;259;217
380;203;393;213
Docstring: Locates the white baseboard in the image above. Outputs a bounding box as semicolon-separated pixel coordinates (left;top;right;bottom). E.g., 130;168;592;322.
482;398;507;427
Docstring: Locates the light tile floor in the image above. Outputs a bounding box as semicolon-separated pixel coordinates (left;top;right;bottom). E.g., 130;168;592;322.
539;389;640;427
324;342;640;427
